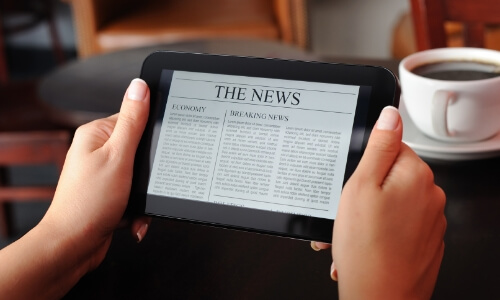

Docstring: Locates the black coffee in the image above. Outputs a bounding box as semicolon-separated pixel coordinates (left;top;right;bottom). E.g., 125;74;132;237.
411;61;500;81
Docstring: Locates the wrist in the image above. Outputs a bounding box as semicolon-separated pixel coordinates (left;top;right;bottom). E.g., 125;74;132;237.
29;220;93;294
0;218;105;299
37;212;110;274
337;269;427;300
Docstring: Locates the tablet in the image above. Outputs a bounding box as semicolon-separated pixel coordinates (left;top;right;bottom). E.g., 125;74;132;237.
129;51;400;242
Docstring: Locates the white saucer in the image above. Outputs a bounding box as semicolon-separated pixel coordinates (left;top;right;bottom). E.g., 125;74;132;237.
400;101;500;161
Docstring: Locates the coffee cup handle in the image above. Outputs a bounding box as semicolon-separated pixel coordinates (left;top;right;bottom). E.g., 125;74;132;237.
432;90;456;137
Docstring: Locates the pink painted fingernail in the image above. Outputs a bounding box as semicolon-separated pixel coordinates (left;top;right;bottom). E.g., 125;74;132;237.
136;223;148;243
311;241;321;251
128;78;147;101
376;106;399;131
330;262;338;281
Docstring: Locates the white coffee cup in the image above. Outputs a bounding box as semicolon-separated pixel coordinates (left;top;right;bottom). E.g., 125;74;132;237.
399;47;500;143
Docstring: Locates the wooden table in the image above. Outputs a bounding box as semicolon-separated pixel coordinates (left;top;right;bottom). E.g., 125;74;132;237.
39;42;500;299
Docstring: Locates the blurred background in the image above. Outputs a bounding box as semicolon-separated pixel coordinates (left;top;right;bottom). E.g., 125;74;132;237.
7;0;498;247
0;0;411;248
4;0;410;61
4;2;500;299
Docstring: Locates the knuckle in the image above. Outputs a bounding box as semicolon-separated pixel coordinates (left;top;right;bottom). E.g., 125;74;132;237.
120;110;138;126
74;122;93;138
436;186;447;211
119;105;142;126
422;163;435;182
370;136;398;155
442;217;448;238
411;156;435;184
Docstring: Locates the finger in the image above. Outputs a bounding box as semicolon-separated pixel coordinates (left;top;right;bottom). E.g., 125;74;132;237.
131;216;152;243
104;113;119;124
330;261;338;281
107;78;150;159
311;241;331;251
70;115;118;154
353;106;403;186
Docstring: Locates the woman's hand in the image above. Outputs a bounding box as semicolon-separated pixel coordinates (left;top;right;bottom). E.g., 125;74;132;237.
0;79;153;299
314;107;446;300
43;79;152;269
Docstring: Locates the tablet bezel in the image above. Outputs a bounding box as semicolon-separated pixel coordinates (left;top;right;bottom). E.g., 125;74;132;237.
129;51;400;242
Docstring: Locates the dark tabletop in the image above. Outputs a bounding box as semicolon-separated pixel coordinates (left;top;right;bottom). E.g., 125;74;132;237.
62;157;500;300
39;39;320;127
42;41;500;299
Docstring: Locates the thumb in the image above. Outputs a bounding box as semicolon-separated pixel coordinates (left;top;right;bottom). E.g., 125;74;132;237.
353;106;402;186
107;78;150;157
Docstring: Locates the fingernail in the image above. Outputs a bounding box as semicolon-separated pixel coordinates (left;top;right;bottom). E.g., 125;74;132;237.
311;241;321;251
330;262;338;281
376;106;399;131
128;78;147;101
136;223;148;243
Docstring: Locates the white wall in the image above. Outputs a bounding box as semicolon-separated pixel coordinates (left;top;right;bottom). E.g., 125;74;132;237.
310;0;410;58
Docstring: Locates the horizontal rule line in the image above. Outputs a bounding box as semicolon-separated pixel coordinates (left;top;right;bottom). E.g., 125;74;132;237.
213;194;329;211
169;96;353;114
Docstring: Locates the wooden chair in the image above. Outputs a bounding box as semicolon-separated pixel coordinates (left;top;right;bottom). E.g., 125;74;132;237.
411;0;500;50
0;0;70;237
0;132;69;237
391;0;500;58
63;0;309;58
1;0;65;70
0;79;70;238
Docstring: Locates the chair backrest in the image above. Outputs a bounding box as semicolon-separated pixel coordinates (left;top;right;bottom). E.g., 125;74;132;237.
64;0;309;58
410;0;500;50
0;131;69;202
0;0;65;85
0;1;70;237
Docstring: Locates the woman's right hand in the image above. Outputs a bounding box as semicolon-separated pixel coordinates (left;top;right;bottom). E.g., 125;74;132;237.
316;107;446;300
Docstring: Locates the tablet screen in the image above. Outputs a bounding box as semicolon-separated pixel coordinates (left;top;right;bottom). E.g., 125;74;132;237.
131;51;398;242
145;69;371;220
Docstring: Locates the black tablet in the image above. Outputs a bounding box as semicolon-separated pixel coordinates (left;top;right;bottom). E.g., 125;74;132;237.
129;51;400;242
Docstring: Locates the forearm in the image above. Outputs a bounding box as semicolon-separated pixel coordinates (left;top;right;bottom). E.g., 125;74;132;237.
0;220;101;300
338;274;423;300
0;78;150;299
